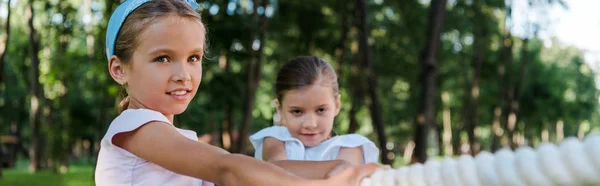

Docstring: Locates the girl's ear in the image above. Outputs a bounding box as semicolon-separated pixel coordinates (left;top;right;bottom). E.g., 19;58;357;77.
108;56;128;85
334;94;341;116
275;99;287;126
275;99;282;116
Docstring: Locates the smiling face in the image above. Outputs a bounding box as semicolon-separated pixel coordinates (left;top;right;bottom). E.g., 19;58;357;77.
277;78;341;147
109;15;205;120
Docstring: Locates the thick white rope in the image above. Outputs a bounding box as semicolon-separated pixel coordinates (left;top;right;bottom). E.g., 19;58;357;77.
361;134;600;186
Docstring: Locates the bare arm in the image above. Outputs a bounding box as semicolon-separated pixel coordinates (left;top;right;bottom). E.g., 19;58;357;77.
336;147;364;165
113;122;319;186
262;137;349;179
324;147;366;178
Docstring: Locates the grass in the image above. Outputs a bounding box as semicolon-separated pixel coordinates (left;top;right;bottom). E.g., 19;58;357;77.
0;155;448;185
0;161;94;186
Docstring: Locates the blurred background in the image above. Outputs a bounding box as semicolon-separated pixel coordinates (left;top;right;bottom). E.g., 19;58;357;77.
0;0;599;185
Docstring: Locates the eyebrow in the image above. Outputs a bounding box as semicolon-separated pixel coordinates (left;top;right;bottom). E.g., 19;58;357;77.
286;104;329;109
148;48;175;56
287;106;303;110
189;47;205;54
148;47;204;56
315;104;329;108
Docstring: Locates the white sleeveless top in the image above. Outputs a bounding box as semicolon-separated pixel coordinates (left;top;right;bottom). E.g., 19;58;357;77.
95;109;214;186
250;126;380;163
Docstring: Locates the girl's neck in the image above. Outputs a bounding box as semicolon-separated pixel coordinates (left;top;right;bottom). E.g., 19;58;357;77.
304;135;334;148
164;114;175;123
127;103;175;123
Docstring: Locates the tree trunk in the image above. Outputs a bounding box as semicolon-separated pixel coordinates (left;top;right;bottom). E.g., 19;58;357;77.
441;92;452;156
465;0;487;155
356;0;391;165
459;62;470;154
502;33;515;150
0;0;11;90
206;111;216;144
466;46;483;155
435;124;444;156
219;52;234;150
27;0;44;172
237;0;269;153
85;0;99;163
556;120;564;142
451;128;461;155
0;0;12;177
52;1;72;171
491;1;513;152
346;5;363;135
494;32;513;151
466;48;483;155
222;103;234;150
456;51;469;155
12;47;29;164
506;37;529;149
412;0;448;163
16;47;29;162
347;52;363;134
334;0;351;79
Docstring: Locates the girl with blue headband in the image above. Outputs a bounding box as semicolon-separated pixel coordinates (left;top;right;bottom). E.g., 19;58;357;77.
95;0;380;185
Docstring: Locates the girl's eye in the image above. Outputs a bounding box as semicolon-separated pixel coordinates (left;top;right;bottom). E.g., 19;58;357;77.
291;110;303;115
188;55;201;62
154;56;170;63
317;108;326;113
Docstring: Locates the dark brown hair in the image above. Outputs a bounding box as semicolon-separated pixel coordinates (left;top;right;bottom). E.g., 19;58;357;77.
275;56;339;101
114;0;206;112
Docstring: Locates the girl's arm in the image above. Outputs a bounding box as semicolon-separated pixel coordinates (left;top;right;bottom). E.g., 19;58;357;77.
113;121;378;186
336;147;364;165
262;137;353;179
325;147;366;178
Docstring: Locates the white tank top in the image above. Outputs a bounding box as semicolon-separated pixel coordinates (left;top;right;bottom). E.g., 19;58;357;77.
95;109;214;186
250;126;380;163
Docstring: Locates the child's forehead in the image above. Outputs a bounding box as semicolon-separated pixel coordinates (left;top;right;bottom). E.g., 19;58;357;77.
135;16;205;50
281;84;336;105
145;16;205;32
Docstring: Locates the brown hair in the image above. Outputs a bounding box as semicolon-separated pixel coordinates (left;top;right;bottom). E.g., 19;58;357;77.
114;0;206;113
275;56;339;101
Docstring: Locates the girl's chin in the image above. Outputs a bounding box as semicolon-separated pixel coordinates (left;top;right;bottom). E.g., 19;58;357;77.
299;138;326;147
154;106;189;115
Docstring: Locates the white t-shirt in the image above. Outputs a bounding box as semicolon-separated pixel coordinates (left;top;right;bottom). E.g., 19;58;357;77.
95;109;214;186
249;126;380;163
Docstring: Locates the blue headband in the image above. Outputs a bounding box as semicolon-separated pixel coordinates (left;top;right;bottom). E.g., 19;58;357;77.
105;0;200;60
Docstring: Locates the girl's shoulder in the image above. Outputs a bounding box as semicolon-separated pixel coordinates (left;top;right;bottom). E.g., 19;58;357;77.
249;126;304;160
250;125;294;141
320;134;380;163
328;134;374;146
315;134;375;150
101;109;172;157
107;109;172;136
